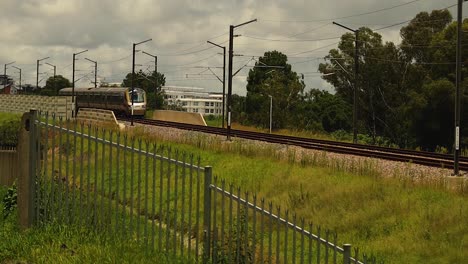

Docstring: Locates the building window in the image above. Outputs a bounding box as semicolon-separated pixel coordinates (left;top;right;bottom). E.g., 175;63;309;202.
210;109;214;113
205;109;210;113
193;109;198;113
210;102;214;106
193;102;198;106
205;102;210;107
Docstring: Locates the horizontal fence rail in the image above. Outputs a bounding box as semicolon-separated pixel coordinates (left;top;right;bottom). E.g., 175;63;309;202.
27;111;380;264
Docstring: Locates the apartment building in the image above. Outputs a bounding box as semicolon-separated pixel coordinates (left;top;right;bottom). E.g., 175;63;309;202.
162;86;224;116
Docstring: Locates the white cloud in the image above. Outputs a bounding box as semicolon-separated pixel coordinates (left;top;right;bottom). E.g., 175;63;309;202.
0;0;463;94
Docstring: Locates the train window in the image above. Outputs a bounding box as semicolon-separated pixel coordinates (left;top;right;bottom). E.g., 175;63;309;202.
131;90;145;103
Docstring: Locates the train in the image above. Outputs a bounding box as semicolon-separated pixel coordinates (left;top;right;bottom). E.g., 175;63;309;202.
59;87;147;116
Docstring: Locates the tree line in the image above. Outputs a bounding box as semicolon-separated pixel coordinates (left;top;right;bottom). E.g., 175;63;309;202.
233;9;468;151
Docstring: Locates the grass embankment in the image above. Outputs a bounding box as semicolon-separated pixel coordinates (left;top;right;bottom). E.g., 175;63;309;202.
0;195;187;263
132;127;467;264
1;114;467;263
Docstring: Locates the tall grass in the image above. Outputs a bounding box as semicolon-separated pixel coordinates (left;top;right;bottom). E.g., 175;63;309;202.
125;124;468;264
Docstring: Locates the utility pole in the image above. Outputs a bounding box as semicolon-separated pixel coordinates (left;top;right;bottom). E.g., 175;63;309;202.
36;57;49;91
227;18;257;140
142;51;158;92
4;61;15;89
85;58;97;88
454;0;466;175
207;40;226;128
45;63;56;95
131;39;152;126
333;21;359;144
12;66;21;92
72;49;88;117
268;95;272;134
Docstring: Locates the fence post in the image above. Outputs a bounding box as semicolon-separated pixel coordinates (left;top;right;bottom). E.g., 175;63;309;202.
203;166;212;264
17;109;37;229
343;244;351;264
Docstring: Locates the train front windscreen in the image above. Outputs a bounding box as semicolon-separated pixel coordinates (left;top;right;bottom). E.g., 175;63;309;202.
131;89;145;103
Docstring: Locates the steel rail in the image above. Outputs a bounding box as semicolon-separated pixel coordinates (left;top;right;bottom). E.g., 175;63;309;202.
119;117;468;171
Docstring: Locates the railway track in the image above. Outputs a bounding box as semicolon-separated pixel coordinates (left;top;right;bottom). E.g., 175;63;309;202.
119;117;468;171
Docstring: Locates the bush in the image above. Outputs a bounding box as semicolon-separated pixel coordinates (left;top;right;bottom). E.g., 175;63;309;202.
0;116;21;146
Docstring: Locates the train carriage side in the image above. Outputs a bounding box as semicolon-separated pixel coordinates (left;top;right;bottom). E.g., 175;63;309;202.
58;87;146;116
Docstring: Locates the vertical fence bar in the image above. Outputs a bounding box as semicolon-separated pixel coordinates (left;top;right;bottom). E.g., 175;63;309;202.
195;157;201;263
343;244;351;264
93;127;99;227
325;230;330;263
50;114;56;223
268;202;273;264
236;187;241;264
212;177;218;264
130;138;135;237
42;113;49;224
333;233;338;264
173;150;179;256
220;179;226;259
202;166;212;264
108;131;113;235
276;207;281;264
284;210;289;264
34;111;41;225
158;146;164;252
86;125;91;226
260;198;265;264
137;139;142;243
100;129;106;230
151;143;157;251
166;148;172;252
115;133;121;237
32;111;40;226
252;194;257;264
144;141;150;250
78;122;84;225
228;184;233;262
122;135;128;238
187;154;194;258
64;119;70;225
57;117;63;223
301;218;305;264
71;120;77;225
180;153;186;258
309;223;313;264
293;214;297;264
317;226;321;264
243;192;249;264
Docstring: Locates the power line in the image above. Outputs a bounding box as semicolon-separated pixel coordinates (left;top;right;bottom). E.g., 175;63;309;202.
242;35;341;42
259;0;425;23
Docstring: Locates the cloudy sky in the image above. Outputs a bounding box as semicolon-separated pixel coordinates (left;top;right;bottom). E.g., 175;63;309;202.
0;0;463;95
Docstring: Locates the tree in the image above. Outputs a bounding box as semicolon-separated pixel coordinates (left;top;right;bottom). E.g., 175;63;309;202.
245;50;304;129
121;70;166;109
41;75;71;96
319;27;407;144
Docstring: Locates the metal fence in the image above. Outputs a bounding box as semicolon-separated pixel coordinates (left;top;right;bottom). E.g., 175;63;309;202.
23;110;379;264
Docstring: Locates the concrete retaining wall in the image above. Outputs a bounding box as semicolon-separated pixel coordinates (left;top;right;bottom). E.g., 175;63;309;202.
77;108;124;129
0;94;72;118
153;110;207;126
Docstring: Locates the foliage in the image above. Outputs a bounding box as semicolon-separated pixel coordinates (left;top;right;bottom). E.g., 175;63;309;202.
2;183;17;219
0;112;21;145
40;75;72;96
122;69;166;110
245;50;304;129
316;9;468;151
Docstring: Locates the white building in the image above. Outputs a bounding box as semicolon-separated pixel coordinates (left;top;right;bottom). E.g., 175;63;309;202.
162;86;224;116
